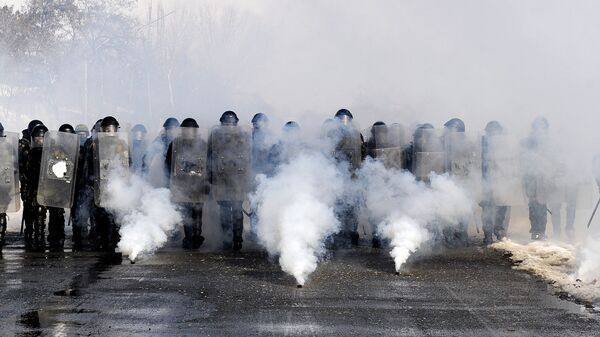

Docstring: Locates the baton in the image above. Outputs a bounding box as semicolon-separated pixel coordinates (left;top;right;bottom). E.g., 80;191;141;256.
587;197;600;228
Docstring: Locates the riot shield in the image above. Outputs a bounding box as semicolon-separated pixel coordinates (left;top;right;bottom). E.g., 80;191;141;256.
0;132;20;213
170;128;209;204
333;127;362;171
444;131;481;177
412;128;444;181
94;132;130;207
210;126;250;202
367;124;404;170
483;134;526;206
36;131;79;208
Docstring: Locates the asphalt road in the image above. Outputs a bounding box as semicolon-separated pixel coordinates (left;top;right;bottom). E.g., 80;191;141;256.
0;234;599;337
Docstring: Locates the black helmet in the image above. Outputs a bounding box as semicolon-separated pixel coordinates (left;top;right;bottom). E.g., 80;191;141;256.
413;123;434;137
180;118;199;128
28;119;43;133
100;116;120;132
444;118;465;132
220;111;239;126
334;108;353;121
163;117;180;129
31;124;48;137
131;124;148;134
252;113;269;127
371;122;388;145
92;119;103;133
484;121;503;134
532;117;549;131
59;124;75;134
27;119;44;135
284;121;299;129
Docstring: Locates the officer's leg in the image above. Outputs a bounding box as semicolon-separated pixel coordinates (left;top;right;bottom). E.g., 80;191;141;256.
0;213;7;252
529;201;547;239
565;201;576;240
33;206;47;251
181;204;194;249
109;212;120;252
348;205;359;246
24;203;34;250
48;207;66;251
192;204;205;249
71;205;83;251
494;206;510;240
219;201;233;249
96;208;109;251
482;205;494;244
232;201;244;251
549;203;562;238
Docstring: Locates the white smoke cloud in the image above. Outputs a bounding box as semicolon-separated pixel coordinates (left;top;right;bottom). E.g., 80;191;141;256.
250;150;345;285
104;171;182;262
358;159;474;272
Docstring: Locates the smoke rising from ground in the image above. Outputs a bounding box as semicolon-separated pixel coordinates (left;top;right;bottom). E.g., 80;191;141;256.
359;160;474;271
250;150;345;285
105;170;182;262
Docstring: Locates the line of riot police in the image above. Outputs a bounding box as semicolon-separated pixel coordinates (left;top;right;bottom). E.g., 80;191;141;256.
0;110;595;254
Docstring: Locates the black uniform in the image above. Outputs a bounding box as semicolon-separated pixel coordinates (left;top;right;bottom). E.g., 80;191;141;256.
480;121;511;244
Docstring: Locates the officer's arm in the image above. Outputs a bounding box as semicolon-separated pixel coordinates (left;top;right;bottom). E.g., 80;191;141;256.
360;133;366;161
206;133;213;184
165;142;173;180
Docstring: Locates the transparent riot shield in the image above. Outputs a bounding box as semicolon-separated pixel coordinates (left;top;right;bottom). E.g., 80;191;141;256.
94;132;130;207
483;134;526;206
36;131;79;208
210;126;250;202
412;128;444;181
444;131;481;177
333;127;362;171
366;124;404;170
0;132;20;213
170;127;209;204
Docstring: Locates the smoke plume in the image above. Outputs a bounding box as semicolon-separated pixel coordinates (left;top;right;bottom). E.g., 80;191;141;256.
358;159;474;272
104;171;182;262
250;150;345;285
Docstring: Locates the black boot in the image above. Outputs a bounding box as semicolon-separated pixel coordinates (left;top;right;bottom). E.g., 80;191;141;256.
0;213;7;252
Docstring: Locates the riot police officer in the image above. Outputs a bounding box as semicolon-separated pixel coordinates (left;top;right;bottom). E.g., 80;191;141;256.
330;109;365;248
407;123;444;183
131;124;149;175
442;118;472;246
166;118;209;249
80;119;102;248
72;124;91;250
24;124;49;250
481;121;511;244
0;122;19;252
19;120;44;242
522;117;552;240
39;124;79;251
93;116;129;252
208;111;250;251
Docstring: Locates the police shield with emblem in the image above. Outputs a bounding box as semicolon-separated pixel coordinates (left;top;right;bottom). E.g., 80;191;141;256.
0;132;20;213
36;131;79;209
366;122;404;170
412;125;444;182
94;131;129;208
210;125;250;202
170;127;209;204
